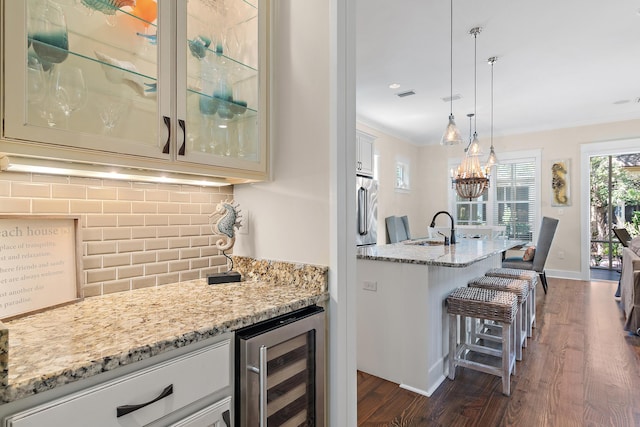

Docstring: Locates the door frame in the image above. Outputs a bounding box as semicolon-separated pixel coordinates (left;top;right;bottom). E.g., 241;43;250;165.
580;138;640;280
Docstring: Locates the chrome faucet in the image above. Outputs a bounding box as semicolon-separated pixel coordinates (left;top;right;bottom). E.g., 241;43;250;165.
430;211;456;245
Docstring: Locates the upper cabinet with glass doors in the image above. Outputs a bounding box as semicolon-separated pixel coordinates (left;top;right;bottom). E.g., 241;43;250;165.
1;0;268;182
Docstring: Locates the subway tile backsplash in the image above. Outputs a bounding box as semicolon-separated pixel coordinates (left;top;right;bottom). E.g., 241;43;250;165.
0;170;234;298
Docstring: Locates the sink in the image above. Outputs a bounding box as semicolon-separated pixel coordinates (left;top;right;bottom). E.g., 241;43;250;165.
403;239;444;246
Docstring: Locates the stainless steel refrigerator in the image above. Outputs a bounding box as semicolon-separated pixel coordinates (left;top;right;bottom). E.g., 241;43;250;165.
356;176;378;246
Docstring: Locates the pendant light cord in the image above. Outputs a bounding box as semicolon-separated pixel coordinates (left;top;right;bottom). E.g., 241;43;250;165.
449;0;454;115
473;30;478;133
490;58;494;149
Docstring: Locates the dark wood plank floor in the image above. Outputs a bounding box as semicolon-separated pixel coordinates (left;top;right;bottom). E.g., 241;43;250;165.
357;278;640;426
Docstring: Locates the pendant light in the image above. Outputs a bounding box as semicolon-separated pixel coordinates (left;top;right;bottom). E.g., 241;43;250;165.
486;56;499;167
440;0;463;146
451;27;489;200
467;27;482;156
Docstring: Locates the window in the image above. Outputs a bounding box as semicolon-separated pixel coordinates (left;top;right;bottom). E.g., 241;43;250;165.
494;161;537;240
449;150;540;240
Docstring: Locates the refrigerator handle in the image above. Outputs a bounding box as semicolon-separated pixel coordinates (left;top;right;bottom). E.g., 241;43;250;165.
358;187;368;235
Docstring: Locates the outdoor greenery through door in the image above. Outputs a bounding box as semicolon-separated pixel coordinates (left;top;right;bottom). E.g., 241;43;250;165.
590;154;640;273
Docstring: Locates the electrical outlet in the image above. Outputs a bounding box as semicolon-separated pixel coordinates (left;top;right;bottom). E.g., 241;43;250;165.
238;210;249;235
363;281;377;291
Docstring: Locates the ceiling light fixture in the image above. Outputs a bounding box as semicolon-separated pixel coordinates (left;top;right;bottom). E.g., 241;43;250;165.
389;83;401;89
486;56;499;167
440;0;463;146
451;26;490;200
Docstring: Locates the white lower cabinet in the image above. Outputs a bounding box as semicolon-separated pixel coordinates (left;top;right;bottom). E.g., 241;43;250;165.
168;397;231;427
5;339;232;427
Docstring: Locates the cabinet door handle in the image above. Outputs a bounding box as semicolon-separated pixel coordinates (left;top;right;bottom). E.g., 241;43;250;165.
116;384;174;418
222;409;231;426
162;116;171;154
178;119;186;155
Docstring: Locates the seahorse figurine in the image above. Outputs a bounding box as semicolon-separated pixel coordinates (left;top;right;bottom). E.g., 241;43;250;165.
209;200;242;251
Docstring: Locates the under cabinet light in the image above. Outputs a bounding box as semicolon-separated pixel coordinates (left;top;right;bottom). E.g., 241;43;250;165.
0;155;230;187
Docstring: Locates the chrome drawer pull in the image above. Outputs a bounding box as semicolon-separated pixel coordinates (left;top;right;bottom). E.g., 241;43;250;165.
116;384;174;417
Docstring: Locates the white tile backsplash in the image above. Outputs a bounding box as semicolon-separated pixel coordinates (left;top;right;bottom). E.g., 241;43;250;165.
0;171;233;296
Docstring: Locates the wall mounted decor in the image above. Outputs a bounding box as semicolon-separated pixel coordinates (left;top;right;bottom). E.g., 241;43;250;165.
551;159;570;206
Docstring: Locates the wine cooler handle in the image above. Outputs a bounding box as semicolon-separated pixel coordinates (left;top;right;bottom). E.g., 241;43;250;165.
222;409;231;426
116;384;173;418
178;119;186;155
162;116;171;154
259;345;268;427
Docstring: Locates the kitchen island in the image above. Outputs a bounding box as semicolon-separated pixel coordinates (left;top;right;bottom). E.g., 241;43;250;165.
0;256;328;419
356;238;523;396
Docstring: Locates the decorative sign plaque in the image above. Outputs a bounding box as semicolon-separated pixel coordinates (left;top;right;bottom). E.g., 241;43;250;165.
0;216;82;320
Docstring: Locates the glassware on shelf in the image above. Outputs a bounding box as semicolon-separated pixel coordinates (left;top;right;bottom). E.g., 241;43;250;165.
43;64;88;127
29;0;69;69
27;53;47;105
99;96;129;134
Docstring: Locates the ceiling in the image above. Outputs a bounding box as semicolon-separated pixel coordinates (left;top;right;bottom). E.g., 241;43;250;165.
356;0;640;146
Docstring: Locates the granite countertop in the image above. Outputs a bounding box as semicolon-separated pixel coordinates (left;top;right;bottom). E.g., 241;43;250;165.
0;257;328;404
357;238;525;267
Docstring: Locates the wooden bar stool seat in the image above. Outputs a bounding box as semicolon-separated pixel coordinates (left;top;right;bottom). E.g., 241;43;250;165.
446;287;518;396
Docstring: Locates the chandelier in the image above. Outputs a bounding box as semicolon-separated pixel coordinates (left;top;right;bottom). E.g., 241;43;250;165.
451;27;489;200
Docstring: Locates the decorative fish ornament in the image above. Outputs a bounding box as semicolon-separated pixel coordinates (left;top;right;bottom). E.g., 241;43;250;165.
81;0;135;15
136;32;157;45
209;200;242;251
94;50;156;98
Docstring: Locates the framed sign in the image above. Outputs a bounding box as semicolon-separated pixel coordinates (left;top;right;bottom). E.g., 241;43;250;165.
0;216;82;320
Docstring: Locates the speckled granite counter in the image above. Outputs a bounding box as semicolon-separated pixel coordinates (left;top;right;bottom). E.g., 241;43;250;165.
0;257;328;404
357;238;525;267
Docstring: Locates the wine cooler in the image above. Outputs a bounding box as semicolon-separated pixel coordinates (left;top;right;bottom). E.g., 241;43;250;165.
235;305;325;426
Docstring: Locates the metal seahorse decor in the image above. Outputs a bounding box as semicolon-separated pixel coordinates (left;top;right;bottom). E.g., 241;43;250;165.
207;200;243;284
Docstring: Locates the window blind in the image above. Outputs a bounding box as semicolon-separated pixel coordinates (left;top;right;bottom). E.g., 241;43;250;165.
493;159;536;240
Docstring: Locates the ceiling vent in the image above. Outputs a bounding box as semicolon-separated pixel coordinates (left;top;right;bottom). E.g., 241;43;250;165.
396;90;416;98
442;94;461;102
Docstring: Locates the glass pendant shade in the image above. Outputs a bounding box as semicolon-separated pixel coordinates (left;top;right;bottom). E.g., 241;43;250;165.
487;145;498;167
441;114;464;145
467;132;483;156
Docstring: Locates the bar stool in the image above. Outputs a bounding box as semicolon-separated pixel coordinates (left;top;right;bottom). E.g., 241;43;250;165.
485;268;538;337
447;287;518;396
467;276;529;361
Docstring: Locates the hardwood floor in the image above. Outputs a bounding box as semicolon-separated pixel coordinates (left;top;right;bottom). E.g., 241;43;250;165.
357;277;640;426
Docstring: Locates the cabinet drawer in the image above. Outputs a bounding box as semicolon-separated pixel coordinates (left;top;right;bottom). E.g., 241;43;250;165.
5;340;230;427
169;397;231;427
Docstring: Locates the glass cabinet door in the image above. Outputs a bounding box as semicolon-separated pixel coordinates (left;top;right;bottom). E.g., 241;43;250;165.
4;0;165;159
179;0;266;173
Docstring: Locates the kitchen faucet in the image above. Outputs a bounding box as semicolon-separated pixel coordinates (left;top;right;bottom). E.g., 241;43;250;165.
430;211;456;245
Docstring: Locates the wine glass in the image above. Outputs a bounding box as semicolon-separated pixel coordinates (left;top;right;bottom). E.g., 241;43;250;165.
27;53;47;105
99;97;129;134
48;65;88;127
30;0;69;69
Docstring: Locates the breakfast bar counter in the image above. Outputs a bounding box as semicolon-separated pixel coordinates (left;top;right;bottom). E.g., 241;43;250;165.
356;238;523;396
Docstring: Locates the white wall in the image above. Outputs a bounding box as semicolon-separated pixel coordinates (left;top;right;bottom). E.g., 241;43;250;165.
234;1;330;266
356;123;424;241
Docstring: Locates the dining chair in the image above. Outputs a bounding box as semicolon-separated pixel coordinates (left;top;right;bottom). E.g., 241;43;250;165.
385;215;411;243
613;227;632;297
613;227;632;248
502;216;559;294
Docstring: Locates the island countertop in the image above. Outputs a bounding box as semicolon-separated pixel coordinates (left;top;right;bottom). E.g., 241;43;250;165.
357;238;526;267
0;258;328;404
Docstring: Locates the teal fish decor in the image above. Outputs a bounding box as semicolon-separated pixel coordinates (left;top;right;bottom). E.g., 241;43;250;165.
209;200;242;251
81;0;135;15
